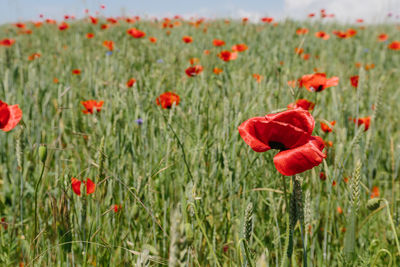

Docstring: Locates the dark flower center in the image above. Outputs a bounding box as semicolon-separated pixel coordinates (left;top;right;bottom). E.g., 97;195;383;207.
316;84;324;92
268;141;287;151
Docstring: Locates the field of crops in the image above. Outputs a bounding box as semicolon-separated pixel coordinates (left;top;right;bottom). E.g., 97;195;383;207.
0;13;400;266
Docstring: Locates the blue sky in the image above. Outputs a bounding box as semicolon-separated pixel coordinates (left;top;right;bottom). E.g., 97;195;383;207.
1;0;399;24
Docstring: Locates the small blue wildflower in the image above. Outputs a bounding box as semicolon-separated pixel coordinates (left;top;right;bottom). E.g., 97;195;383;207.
157;59;164;63
135;118;143;125
106;51;113;56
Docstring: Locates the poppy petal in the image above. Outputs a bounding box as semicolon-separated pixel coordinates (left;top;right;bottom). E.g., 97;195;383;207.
1;104;22;132
273;136;326;176
85;178;96;195
71;178;82;196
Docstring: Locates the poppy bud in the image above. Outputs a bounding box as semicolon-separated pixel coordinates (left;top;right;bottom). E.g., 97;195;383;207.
38;145;47;164
367;198;381;211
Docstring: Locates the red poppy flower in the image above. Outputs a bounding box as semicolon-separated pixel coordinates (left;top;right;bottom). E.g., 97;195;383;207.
58;22;69;31
299;73;339;92
295;47;304;55
156;92;180;109
101;24;109;30
296;28;309;35
15;23;25;28
350;116;370;131
315;31;330;40
0;39;15;47
252;74;263;83
308;13;315;18
378;34;388;42
81;100;104;114
213;39;225;47
90;16;98;24
0;100;22;132
72;69;81;75
346;28;357;37
127;28;146;38
218;50;238;62
337;206;343;214
126;78;136;88
86;33;94;39
106;17;118;24
231;44;248;52
28;53;41;61
103;40;114;51
213;67;223;74
189;58;200;65
350;76;359;88
287;99;315;111
238;108;326;176
319;172;326;181
53;78;59;83
149;37;157;43
261;17;274;23
370;186;380;199
185;65;203;77
113;204;122;212
365;63;375;70
302;54;310;60
388;41;400;50
182;36;193;43
320;120;336;133
71;177;96;196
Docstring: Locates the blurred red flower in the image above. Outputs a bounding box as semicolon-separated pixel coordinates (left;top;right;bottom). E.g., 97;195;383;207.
182;36;193;43
218;50;238;62
350;76;359;88
0;39;15;47
81;100;104;114
213;39;225;47
388;41;400;50
0;100;22;132
287;99;315;111
185;65;203;77
127;28;146;38
231;44;248;52
126;78;136;88
320;121;336;133
299;73;339;92
156;92;180;109
103;40;114;51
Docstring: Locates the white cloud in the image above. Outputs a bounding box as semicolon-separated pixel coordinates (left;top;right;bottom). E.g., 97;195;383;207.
284;0;400;23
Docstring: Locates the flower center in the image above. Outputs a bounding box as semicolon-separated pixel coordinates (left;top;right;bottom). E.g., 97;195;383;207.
268;141;287;151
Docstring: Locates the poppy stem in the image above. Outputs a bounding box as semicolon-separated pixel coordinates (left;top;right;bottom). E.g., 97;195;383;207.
34;163;45;254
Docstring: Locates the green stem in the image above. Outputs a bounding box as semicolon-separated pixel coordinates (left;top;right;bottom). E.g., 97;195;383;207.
384;200;400;256
34;163;45;252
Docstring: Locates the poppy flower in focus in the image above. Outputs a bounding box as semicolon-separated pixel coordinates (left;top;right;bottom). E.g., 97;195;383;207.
127;28;146;38
71;177;96;196
252;74;263;83
299;73;339;92
81;100;104;114
149;37;157;43
350;116;371;131
126;78;136;88
287;99;315;111
182;36;193;43
0;39;15;47
320;121;336;133
213;67;223;75
231;44;248;52
388;41;400;50
238;108;326;176
0;100;22;132
28;53;41;61
213;39;225;47
72;69;81;75
315;31;330;40
350;76;359;88
86;33;94;39
58;22;69;31
370;186;380;199
156;92;180;109
185;65;203;77
378;34;388;42
102;40;114;51
296;28;309;35
218;50;238;62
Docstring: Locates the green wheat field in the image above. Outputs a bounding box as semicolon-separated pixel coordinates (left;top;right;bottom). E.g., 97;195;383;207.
0;16;400;266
